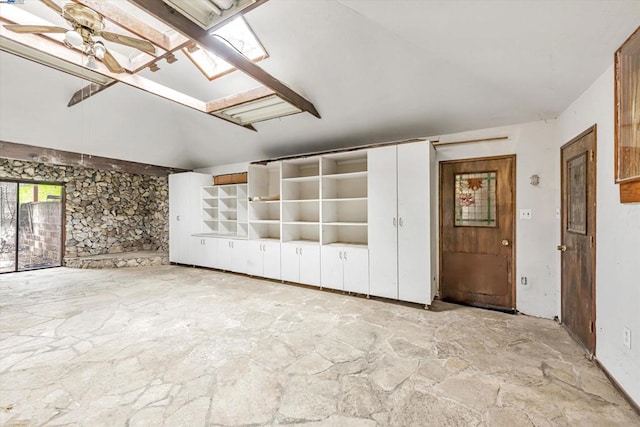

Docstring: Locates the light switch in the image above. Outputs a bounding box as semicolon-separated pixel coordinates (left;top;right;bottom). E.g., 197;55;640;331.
519;209;532;219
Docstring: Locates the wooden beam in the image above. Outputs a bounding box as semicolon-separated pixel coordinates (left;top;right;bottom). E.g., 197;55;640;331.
206;86;275;112
128;0;321;119
0;140;188;177
74;0;182;51
67;81;117;107
68;39;193;107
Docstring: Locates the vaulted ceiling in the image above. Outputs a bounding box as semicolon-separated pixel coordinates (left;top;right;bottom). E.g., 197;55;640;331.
1;0;639;169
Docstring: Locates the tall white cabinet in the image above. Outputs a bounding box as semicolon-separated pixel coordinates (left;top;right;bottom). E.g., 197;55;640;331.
169;172;212;264
368;142;432;304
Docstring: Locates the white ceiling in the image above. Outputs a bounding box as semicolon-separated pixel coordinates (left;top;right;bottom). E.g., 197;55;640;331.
1;0;639;169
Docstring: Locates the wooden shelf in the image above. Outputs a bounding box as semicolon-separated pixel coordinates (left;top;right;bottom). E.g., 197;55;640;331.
282;199;320;203
322;197;367;202
282;221;320;225
323;222;368;226
250;219;280;224
282;175;320;182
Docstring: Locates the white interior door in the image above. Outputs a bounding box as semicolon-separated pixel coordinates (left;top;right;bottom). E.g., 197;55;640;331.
262;241;281;280
321;245;344;290
343;246;369;295
397;142;430;304
368;146;399;299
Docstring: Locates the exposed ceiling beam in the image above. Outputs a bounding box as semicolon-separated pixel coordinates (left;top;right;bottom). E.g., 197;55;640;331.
74;0;187;51
67;81;117;107
128;0;321;119
0;140;188;176
68;39;193;107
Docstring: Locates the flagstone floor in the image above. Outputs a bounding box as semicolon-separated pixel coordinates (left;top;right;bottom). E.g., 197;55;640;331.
1;266;638;426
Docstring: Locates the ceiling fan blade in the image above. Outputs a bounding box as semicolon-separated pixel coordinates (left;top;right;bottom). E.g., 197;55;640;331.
3;24;68;34
98;31;155;56
40;0;63;15
102;48;125;73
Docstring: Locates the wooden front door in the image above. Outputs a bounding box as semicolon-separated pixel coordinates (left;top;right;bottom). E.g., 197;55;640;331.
440;155;516;311
560;126;597;354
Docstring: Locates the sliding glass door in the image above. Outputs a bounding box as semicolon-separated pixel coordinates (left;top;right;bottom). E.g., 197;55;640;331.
0;181;63;273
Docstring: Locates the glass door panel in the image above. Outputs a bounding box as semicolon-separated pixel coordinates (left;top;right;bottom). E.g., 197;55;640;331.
0;182;18;273
17;183;63;271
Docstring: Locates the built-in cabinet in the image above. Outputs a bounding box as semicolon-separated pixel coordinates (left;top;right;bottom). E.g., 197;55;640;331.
368;143;431;304
281;242;321;285
169;140;433;306
169;172;212;264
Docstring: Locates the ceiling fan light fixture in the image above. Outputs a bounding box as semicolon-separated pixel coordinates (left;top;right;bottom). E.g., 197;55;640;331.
93;41;106;60
64;30;83;48
85;54;98;70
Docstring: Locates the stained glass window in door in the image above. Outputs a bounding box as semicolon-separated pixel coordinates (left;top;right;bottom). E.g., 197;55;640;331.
454;172;497;227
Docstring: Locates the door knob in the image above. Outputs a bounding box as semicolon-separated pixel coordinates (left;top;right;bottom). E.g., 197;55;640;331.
557;245;567;252
501;239;510;246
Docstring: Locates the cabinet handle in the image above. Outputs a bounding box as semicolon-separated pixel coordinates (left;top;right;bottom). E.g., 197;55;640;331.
177;215;180;221
399;218;404;227
231;241;234;249
344;251;347;260
295;247;299;255
393;217;397;227
339;251;343;260
299;247;302;256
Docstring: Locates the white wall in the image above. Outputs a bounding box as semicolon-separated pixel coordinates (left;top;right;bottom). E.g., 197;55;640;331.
433;120;559;319
195;162;249;176
558;64;640;405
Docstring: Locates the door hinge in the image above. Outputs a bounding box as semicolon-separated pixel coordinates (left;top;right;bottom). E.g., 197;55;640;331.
589;150;594;162
590;235;594;247
589;320;594;333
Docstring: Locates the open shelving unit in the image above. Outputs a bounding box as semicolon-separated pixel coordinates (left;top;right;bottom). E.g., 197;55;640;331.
200;183;248;238
321;151;368;246
248;162;282;241
281;158;321;244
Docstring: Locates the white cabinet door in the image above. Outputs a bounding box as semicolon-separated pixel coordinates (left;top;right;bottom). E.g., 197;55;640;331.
190;236;205;267
231;240;247;274
169;173;191;264
201;237;218;269
397;142;430;304
368;146;399;299
216;238;232;271
281;243;300;282
246;240;264;276
343;247;369;295
299;244;321;286
262;241;281;280
321;246;344;291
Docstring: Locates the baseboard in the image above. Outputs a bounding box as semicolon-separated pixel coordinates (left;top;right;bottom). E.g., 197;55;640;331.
594;358;640;416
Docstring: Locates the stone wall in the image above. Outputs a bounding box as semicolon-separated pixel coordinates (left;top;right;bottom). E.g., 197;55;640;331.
0;159;169;261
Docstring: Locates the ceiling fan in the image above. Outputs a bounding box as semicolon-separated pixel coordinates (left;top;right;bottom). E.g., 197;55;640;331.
3;0;156;73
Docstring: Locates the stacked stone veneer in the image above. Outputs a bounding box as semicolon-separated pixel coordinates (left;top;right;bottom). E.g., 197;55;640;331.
0;158;169;266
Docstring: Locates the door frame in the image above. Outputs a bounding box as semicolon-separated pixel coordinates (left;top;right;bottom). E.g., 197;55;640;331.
438;154;517;310
0;178;66;274
560;125;597;355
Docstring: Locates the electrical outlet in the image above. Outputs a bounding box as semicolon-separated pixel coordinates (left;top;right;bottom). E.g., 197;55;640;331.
519;209;532;219
623;327;631;349
520;276;528;286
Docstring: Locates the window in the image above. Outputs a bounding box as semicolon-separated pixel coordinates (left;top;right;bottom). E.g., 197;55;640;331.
454;172;497;227
183;17;268;81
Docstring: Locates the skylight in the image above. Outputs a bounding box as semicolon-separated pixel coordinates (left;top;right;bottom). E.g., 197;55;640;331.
183;17;267;81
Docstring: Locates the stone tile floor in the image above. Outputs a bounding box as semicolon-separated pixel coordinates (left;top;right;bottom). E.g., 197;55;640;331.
0;266;638;426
